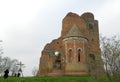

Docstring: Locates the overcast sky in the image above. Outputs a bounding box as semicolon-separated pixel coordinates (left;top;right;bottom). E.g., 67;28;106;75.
0;0;120;76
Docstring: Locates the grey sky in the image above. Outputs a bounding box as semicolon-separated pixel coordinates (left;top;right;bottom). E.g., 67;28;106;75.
0;0;120;76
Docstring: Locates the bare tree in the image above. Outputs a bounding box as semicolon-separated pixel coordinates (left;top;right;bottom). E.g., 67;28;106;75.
0;41;20;76
0;57;12;76
0;41;4;76
101;35;120;82
32;67;38;76
0;41;3;55
0;57;20;76
10;59;19;76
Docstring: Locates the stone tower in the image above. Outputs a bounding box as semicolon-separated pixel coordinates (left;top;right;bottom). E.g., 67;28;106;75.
37;12;104;76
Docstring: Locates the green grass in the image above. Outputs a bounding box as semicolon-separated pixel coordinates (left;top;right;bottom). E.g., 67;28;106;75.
0;76;109;82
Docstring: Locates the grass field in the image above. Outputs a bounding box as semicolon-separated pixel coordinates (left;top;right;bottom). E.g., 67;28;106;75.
0;76;109;82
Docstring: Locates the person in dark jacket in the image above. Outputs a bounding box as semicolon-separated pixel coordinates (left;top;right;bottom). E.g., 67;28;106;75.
3;69;9;79
17;72;21;77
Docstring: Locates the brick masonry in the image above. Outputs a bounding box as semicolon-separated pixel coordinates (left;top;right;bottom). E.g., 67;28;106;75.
37;12;104;76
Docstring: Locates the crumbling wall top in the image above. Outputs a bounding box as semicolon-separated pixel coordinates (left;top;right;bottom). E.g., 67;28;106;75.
81;12;94;20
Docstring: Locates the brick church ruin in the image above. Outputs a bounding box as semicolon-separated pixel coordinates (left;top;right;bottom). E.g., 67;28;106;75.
37;12;104;76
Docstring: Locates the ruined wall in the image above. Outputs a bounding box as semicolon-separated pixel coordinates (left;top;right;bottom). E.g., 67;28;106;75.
37;12;104;76
61;12;88;37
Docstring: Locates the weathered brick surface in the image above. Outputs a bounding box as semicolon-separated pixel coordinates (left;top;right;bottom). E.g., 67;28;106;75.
37;12;104;76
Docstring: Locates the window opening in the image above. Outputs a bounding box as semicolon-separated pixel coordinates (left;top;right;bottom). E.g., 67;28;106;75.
68;49;72;63
90;54;95;60
89;23;93;29
78;49;81;62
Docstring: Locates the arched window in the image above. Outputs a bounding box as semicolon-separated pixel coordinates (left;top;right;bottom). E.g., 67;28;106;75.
68;49;72;63
54;51;59;56
78;49;81;62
